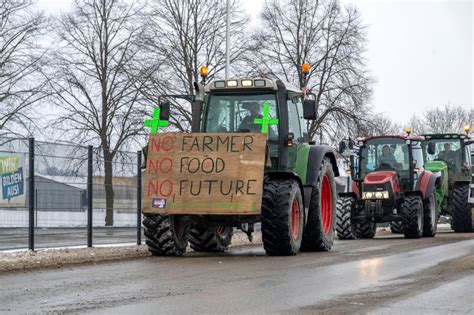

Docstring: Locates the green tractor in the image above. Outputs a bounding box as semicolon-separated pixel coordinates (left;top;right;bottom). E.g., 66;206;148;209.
141;66;340;256
421;132;473;232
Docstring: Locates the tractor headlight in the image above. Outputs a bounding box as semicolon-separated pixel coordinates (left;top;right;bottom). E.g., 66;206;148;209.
363;191;389;199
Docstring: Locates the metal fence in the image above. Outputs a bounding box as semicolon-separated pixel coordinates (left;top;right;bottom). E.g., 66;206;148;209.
0;137;143;251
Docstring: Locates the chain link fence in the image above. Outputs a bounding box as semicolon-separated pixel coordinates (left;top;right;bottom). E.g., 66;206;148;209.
0;137;143;250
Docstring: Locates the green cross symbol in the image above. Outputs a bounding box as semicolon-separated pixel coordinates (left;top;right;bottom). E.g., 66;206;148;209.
144;107;169;133
254;103;279;134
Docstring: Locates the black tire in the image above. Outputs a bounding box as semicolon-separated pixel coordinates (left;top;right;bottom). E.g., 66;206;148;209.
143;213;189;256
189;225;233;252
402;195;424;239
355;219;376;238
301;158;337;251
336;196;356;240
451;184;472;232
423;192;438;237
390;221;403;234
261;178;304;256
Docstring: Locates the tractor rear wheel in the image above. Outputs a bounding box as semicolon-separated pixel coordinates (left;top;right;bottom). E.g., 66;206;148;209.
261;178;304;255
451;183;472;232
355;219;376;238
301;158;337;251
143;213;189;256
390;221;403;234
336;196;356;240
423;192;438;237
402;195;424;238
189;225;233;252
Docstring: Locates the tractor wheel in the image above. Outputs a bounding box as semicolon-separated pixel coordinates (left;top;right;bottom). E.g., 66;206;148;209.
423;191;438;237
261;178;304;256
402;195;424;239
355;219;376;238
143;213;189;256
189;225;233;252
390;221;404;234
336;196;356;240
301;158;337;251
451;183;472;232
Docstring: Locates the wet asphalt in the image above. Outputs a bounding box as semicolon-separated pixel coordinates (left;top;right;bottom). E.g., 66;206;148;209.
0;230;472;314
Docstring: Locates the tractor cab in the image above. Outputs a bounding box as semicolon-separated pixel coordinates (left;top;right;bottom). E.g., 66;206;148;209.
422;133;472;180
201;78;312;171
352;135;425;194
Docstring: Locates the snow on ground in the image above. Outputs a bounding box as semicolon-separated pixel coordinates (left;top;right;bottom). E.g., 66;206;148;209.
0;231;262;273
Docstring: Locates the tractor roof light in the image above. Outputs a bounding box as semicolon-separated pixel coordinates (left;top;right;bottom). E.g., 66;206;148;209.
241;80;253;87
405;127;411;135
199;66;208;78
301;63;311;75
464;124;471;134
226;80;238;87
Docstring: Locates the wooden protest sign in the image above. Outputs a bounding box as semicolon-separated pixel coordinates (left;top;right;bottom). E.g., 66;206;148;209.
143;132;266;215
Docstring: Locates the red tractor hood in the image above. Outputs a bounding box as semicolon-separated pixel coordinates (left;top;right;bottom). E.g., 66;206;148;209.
363;171;401;193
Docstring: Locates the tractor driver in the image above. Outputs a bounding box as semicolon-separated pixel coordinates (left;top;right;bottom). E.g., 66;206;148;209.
437;143;455;162
239;101;262;132
437;143;458;170
378;145;397;168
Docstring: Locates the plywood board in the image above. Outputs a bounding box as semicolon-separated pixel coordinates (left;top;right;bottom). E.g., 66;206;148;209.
143;132;266;215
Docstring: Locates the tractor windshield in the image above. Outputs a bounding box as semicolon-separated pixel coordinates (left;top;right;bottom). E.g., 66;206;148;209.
204;93;279;140
204;93;280;169
359;138;410;177
423;139;462;173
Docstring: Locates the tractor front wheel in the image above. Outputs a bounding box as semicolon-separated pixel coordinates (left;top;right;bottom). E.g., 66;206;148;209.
402;195;424;238
143;213;189;256
189;225;233;252
301;158;337;251
261;178;304;255
390;221;403;234
336;196;356;240
451;184;472;233
355;219;376;238
423;191;438;237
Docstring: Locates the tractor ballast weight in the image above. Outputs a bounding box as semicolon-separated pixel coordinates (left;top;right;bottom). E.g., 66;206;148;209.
336;135;440;239
142;75;340;256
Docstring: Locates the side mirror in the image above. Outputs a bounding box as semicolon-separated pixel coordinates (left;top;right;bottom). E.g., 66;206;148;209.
160;101;170;121
303;99;317;120
338;141;347;154
427;142;436;155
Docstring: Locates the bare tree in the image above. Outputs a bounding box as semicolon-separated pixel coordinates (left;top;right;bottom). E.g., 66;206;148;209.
360;113;402;136
49;0;147;226
251;0;372;141
407;104;473;135
0;0;48;136
139;0;249;131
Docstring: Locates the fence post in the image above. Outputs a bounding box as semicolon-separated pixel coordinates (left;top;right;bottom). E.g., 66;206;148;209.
137;150;142;245
28;137;35;251
87;145;93;247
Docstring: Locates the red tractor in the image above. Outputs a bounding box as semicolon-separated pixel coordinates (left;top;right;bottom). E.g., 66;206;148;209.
337;134;440;239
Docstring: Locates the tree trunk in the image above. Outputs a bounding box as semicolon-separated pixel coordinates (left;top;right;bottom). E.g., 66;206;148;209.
103;150;114;226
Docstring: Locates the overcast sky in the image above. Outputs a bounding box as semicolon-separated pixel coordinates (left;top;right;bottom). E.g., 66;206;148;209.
37;0;473;124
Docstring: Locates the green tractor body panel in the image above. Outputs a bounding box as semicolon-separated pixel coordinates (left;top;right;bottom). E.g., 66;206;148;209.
292;143;310;184
424;160;449;215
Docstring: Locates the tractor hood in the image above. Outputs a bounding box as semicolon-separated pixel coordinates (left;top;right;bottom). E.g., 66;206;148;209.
363;170;401;196
424;160;448;173
364;171;398;185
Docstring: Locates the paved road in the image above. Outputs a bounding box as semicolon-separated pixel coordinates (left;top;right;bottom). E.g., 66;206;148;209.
0;231;472;314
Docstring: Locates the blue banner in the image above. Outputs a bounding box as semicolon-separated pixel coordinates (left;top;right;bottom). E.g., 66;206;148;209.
1;167;24;201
